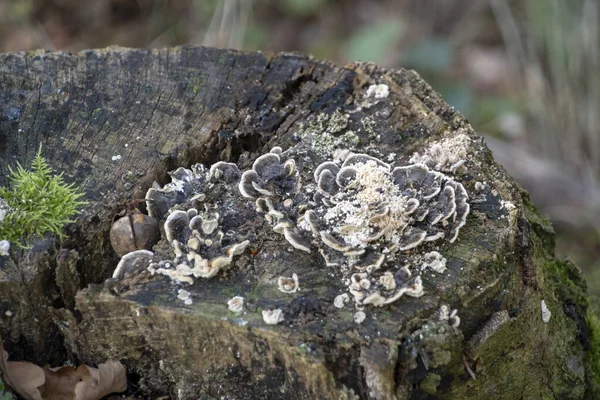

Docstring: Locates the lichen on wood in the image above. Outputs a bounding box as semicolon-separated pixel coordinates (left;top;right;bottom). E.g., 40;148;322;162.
0;46;597;399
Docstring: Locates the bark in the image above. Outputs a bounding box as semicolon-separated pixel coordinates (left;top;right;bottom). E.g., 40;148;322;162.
0;46;597;399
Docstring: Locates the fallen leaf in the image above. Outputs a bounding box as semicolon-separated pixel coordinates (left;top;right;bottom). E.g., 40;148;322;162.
0;334;126;400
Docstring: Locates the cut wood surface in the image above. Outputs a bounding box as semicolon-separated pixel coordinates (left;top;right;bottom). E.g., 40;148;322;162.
0;46;596;399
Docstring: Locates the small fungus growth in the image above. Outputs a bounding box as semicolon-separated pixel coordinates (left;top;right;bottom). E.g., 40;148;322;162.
365;84;390;99
177;289;193;305
278;273;300;294
334;293;349;309
0;240;9;256
353;311;366;324
409;133;471;173
420;251;447;273
541;300;551;323
438;304;461;328
227;296;244;313
262;309;284;325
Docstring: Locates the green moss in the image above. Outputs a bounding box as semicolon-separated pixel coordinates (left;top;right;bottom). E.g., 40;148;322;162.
0;146;87;248
420;373;441;395
0;377;13;400
587;311;600;386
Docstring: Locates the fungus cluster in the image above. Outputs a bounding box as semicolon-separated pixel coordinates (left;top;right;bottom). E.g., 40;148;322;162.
154;206;250;283
409;133;471;173
300;152;469;307
238;147;310;253
115;162;252;286
111;134;472;323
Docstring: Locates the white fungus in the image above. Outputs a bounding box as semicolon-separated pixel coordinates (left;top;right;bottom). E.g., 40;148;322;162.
438;304;461;328
334;293;349;309
353;311;367;324
541;300;551;323
0;240;9;256
421;251;447;273
277;273;300;294
227;296;244;313
409;133;471;173
365;84;390;99
177;289;191;301
262;309;284;325
305;152;469;309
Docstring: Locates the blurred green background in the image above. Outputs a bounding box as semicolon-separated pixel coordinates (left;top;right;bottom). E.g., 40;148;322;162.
1;0;599;301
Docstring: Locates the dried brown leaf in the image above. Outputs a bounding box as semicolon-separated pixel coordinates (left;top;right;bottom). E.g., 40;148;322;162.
0;334;127;400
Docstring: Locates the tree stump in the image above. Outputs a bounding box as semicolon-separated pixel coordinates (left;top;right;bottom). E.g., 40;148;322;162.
0;46;597;399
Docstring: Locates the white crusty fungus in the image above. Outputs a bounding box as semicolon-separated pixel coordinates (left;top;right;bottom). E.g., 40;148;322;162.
277;273;300;294
262;309;284;325
353;311;366;324
541;300;551;323
227;296;244;313
365;84;390;99
334;293;350;309
421;251;447;274
409;133;471;173
0;240;9;256
438;304;461;328
302;152;469;308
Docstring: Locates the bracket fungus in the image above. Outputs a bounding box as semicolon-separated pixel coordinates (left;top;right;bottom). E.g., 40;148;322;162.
300;152;469;308
160;206;250;281
114;162;253;286
112;134;471;325
239;147;311;253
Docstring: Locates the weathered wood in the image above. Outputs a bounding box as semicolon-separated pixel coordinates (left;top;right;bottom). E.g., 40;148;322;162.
0;46;597;399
